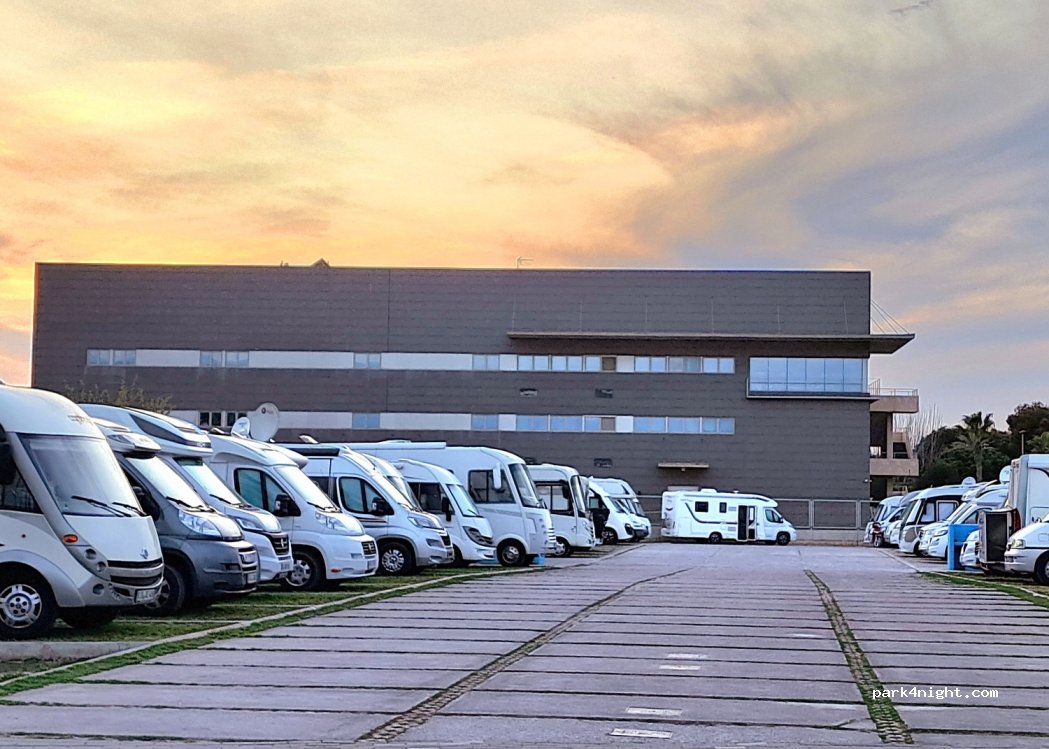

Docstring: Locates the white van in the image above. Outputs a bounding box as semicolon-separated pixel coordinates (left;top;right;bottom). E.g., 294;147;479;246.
897;482;972;555
1001;454;1049;581
383;458;496;565
919;484;1008;559
865;492;915;547
0;387;163;638
661;488;796;545
283;445;453;575
79;406;293;583
206;435;378;589
590;477;651;540
587;481;637;544
528;463;595;557
348;441;554;567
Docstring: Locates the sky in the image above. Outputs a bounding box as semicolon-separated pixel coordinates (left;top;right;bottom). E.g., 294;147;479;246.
2;0;1047;432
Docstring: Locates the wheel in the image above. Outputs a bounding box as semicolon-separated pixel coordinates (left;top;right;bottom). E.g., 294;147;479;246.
550;537;572;558
449;546;469;568
142;564;189;616
1034;552;1049;586
60;608;119;630
378;541;416;576
873;535;884;548
601;528;619;545
708;532;722;544
280;549;325;591
0;569;57;640
497;539;527;567
776;532;791;546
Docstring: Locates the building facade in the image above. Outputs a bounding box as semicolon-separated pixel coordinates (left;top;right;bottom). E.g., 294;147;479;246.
32;264;916;535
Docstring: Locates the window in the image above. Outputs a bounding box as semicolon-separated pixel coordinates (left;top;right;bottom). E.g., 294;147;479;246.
200;351;223;368
0;447;38;512
468;469;514;504
472;354;500;370
701;418;718;434
411;481;449;515
567;356;583;372
634;416;667;433
668;357;685;373
226;351;249;368
635;356;651;373
516;414;549;431
536;482;573;515
471;414;499;431
718;358;735;374
749;357;867;394
668;417;700;434
694;501;709;513
584;416;617;433
601;356;617;372
339;477;383;514
198;411;224;428
765;508;778;523
550;355;568;371
225;411;247;427
112;349;136;366
919;502;937;523
701;357;719;374
86;349;112;366
720;502;728;513
649;357;667;373
533;355;550;371
233;468;285;513
353;352;381;369
518;355;534;371
584;356;602;372
550;415;583;432
352;412;381;429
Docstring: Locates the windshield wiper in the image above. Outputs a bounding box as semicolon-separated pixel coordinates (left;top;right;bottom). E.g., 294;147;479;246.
112;501;147;517
68;495;130;517
165;495;212;512
211;492;251;509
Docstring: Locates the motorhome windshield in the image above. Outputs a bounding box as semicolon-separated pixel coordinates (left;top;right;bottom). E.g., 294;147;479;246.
383;472;423;512
447;483;483;518
509;463;543;508
127;455;213;512
22;435;144;517
274;465;340;512
371;471;419;511
175;458;252;509
944;502;978;525
568;476;587;515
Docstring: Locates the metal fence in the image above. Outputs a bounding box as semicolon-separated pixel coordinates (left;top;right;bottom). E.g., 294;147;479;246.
637;495;864;531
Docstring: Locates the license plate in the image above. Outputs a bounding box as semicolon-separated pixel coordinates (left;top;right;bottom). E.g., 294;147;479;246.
280;560;294;572
246;572;258;585
135;588;157;604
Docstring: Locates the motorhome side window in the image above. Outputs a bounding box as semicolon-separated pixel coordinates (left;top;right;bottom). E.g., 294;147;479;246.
919;503;936;523
234;469;284;513
534;483;572;514
0;462;39;513
468;470;513;504
765;508;778;523
339;478;383;513
411;482;447;515
719;502;727;513
310;476;331;496
694;501;709;513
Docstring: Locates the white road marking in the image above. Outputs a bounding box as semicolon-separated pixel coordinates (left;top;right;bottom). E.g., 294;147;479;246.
659;664;702;671
610;728;674;739
665;653;707;660
625;707;684;717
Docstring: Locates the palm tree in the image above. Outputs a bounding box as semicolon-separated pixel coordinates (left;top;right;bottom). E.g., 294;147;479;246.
951;412;995;482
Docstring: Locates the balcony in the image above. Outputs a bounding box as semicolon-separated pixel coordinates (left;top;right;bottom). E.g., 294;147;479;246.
869;443;918;478
868;381;919;414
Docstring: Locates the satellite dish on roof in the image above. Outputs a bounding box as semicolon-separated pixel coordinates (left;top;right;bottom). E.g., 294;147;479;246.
999;465;1012;484
231;417;251;439
250;403;281;442
961;476;977;486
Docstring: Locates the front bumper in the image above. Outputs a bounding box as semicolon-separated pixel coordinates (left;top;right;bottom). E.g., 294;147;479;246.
191;541;260;598
1004;547;1043;575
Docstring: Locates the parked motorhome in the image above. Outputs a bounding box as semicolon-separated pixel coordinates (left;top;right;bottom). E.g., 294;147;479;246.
588;481;637;544
384;458;496;565
897;482;973;555
347;442;554;567
96;420;259;614
661;489;796;544
591;477;651;540
0;387;163;638
865;491;916;547
207;435;378;589
919;484;1008;559
528;463;595;557
982;456;1049;571
80;406;293;583
283;445;453;575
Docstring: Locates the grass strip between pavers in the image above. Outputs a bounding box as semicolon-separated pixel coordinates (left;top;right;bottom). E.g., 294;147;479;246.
921;571;1049;609
805;570;913;745
0;566;537;699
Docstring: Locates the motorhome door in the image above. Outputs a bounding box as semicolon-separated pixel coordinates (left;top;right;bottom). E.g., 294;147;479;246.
736;506;748;541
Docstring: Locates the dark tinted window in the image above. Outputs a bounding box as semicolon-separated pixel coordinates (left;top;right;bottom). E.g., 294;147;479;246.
695;501;709;513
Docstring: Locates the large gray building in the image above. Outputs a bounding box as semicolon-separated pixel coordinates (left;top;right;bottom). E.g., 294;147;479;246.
32;263;917;535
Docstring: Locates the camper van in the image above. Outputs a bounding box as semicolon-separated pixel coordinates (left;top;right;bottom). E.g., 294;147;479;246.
80;406;293;583
865;492;916;547
588;481;638;544
528;463;595;557
283;445;453;575
382;458;496;565
0;387;163;638
896;482;973;555
919;484;1008;559
207;435;378;589
1000;455;1049;581
96;420;259;614
348;442;554;567
661;489;796;545
590;477;651;540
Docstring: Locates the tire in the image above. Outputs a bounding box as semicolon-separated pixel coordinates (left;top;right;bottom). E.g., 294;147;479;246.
60;608;119;630
601;528;619;545
873;535;884;548
1034;552;1049;586
550;537;572;558
142;564;189;616
378;541;416;576
0;569;58;640
708;532;722;544
449;546;469;568
776;532;791;546
497;539;527;567
280;548;325;591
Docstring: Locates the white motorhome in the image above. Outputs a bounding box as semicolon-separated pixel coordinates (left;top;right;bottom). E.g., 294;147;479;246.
1000;454;1049;581
897;482;972;555
528;463;595;557
919;484;1008;559
590;477;650;540
80;406;294;583
382;458;496;565
661;489;796;545
348;442;554;567
207;435;378;589
587;481;637;545
865;492;916;547
0;387;163;638
283;445;453;575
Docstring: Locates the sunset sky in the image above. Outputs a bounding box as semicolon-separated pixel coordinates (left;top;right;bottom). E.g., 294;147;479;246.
2;0;1047;429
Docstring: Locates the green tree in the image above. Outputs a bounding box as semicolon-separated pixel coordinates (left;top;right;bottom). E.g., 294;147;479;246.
63;381;174;414
1007;402;1049;455
950;412;996;482
1029;433;1049;454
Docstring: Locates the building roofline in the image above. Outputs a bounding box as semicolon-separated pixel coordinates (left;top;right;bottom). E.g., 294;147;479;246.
506;331;914;354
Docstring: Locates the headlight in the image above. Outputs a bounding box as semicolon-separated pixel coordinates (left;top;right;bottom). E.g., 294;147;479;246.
1008;538;1025;550
315;511;353;534
408;513;441;530
931;528;948;538
465;526;493;546
624;523;634;532
235;515;264;532
178;509;221;537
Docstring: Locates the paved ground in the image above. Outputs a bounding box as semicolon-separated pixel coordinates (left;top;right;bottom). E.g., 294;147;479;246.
2;544;1048;748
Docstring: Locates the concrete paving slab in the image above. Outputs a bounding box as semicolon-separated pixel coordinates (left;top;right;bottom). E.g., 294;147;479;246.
208;636;516;654
554;631;842;651
300;616;555;630
869;652;1049;671
263;625;540;641
155;648;494;671
505;655;854;683
81;663;467;689
890;685;1049;709
876;666;1037;688
532;641;847;665
859;637;1049;653
899;705;1049;733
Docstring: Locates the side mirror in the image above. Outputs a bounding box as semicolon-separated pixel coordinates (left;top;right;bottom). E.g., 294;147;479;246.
0;440;14;485
132;486;148;502
492;469;503;491
371;498;392;516
441;497;453;522
273;493;298;517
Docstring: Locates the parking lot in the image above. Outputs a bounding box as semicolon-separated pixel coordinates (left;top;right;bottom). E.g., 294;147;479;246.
1;544;1047;748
